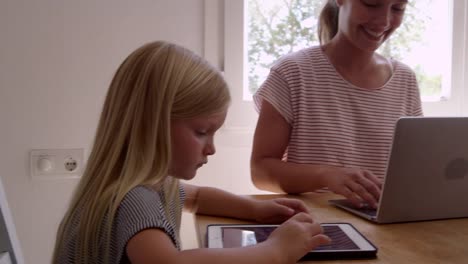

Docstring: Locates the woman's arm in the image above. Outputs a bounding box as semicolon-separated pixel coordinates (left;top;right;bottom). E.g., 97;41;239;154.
250;101;381;207
251;100;332;193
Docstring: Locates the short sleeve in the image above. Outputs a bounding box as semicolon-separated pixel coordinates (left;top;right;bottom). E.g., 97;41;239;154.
409;71;424;116
393;60;424;117
253;67;294;124
112;186;181;262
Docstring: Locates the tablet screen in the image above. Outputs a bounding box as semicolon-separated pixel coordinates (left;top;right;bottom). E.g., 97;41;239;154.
220;225;358;250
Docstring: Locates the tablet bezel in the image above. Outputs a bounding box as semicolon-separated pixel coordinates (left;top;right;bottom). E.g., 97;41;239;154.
207;223;378;260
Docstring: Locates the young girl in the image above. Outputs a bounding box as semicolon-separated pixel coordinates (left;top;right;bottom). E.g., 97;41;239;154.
52;41;330;264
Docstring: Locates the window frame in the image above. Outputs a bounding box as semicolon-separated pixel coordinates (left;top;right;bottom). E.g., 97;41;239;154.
204;0;468;130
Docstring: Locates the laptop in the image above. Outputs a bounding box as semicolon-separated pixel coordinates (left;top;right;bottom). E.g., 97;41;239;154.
329;117;468;223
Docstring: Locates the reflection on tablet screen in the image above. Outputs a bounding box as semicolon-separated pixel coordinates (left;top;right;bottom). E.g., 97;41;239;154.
221;226;274;247
315;226;358;250
221;225;358;250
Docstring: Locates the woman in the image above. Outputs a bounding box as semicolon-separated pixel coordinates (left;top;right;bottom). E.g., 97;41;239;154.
251;0;422;208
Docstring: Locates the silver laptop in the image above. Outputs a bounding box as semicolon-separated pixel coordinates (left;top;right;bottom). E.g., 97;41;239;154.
329;117;468;223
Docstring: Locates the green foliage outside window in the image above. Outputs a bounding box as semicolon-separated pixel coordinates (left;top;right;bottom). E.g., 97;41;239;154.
247;0;443;97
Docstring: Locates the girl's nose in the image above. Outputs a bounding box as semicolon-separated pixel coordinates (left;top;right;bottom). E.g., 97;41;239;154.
204;139;216;156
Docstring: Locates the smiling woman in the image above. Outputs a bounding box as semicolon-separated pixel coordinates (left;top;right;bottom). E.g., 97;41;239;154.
248;0;452;100
204;0;468;130
249;0;423;204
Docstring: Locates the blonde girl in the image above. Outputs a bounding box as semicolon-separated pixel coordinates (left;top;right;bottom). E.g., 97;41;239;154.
53;41;329;264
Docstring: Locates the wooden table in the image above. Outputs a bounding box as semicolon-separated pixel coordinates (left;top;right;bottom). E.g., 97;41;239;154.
194;192;468;263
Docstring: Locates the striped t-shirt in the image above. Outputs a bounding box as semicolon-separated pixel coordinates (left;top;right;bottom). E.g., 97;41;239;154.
254;46;423;180
56;180;185;264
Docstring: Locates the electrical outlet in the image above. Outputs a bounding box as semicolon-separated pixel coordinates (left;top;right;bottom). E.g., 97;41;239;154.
64;157;78;172
30;148;85;179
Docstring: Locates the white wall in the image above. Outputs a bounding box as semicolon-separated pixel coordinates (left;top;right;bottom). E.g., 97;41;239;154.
2;1;467;263
0;1;261;263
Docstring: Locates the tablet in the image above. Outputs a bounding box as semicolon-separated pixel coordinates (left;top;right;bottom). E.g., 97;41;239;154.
207;223;377;260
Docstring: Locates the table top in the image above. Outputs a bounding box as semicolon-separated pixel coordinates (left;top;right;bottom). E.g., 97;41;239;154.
194;192;468;263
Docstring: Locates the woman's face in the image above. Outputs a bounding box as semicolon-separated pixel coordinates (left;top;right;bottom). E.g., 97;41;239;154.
336;0;407;52
168;110;227;180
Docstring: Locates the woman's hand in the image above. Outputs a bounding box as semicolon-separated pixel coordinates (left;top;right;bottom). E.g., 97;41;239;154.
324;166;382;208
266;212;331;263
253;198;310;224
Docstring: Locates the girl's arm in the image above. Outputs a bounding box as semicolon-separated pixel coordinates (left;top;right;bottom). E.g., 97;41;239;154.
126;212;329;264
126;182;330;264
182;183;308;223
127;228;283;264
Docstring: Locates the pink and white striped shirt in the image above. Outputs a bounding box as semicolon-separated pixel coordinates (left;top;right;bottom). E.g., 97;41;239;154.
254;46;423;180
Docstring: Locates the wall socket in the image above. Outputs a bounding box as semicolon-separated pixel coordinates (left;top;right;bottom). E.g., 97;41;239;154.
30;148;85;179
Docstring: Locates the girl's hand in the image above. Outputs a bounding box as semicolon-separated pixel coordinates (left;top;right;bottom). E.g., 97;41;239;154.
253;198;310;224
324;167;382;208
266;212;331;263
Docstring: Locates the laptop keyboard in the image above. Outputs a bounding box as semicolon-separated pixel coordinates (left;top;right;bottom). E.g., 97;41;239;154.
335;199;377;217
357;206;377;217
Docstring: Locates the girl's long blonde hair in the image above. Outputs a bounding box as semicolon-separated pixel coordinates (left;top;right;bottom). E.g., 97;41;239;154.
318;0;340;45
52;41;230;263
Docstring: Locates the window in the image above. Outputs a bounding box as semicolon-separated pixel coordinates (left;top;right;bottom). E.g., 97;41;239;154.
204;0;468;129
247;0;452;101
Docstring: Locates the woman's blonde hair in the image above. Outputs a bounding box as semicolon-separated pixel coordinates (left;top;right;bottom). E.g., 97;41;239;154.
318;0;340;45
52;41;230;263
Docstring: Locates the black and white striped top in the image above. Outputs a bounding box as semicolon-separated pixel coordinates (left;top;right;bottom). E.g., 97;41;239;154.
56;180;185;264
254;46;423;180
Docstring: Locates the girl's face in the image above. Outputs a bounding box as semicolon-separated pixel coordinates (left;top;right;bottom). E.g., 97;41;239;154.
336;0;407;52
169;110;227;180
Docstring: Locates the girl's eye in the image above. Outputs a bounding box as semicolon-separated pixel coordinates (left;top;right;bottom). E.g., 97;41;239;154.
196;130;208;136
